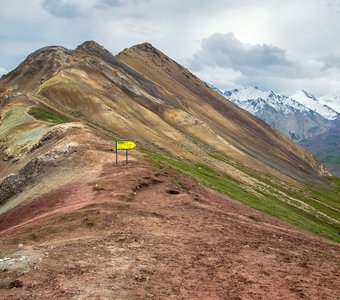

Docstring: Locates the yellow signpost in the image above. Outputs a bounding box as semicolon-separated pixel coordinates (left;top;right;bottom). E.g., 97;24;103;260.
117;141;136;150
116;141;136;165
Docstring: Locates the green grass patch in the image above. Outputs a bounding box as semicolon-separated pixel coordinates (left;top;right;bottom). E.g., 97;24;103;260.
218;156;340;223
236;163;340;221
142;150;340;242
28;107;68;124
306;177;340;210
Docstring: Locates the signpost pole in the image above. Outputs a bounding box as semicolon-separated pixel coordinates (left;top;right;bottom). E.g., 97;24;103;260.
126;149;128;165
116;141;118;165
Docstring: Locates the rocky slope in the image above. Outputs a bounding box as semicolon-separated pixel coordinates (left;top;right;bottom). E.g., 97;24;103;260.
1;42;329;183
0;41;339;298
0;158;339;299
0;40;337;227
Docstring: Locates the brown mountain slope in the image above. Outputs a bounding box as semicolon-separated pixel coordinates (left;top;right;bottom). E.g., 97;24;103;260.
0;41;339;298
1;41;327;184
116;43;329;179
0;41;338;240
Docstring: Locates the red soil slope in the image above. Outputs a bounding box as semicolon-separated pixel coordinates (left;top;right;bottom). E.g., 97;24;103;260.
0;153;339;299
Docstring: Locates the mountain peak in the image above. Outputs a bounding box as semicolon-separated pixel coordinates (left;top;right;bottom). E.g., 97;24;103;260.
320;91;340;113
131;42;159;52
290;89;338;119
293;89;318;101
120;42;168;60
75;40;106;52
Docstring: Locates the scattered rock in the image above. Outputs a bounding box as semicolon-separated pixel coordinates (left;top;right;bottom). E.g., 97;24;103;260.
93;184;104;191
248;215;260;222
0;274;23;289
166;189;180;195
9;279;23;289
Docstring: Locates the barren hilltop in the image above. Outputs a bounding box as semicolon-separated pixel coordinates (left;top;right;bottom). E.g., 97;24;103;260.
0;41;339;299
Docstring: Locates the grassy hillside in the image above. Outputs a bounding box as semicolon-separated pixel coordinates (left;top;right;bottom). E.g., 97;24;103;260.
28;107;68;124
143;150;340;242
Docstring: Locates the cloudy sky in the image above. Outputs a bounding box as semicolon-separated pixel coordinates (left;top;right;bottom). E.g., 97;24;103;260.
0;0;340;96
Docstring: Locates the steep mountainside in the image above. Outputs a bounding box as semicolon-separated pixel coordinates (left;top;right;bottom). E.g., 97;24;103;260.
1;42;329;182
116;44;329;178
0;41;339;242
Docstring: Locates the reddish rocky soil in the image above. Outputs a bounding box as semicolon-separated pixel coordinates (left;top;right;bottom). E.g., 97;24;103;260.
0;154;339;299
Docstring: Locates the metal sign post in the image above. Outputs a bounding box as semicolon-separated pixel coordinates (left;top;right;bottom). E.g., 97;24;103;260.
116;141;119;165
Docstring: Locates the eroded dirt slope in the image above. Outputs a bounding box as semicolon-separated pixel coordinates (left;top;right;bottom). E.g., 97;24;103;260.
1;153;339;299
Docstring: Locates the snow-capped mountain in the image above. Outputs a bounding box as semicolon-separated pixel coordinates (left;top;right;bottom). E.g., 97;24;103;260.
210;84;340;174
290;90;338;120
224;87;311;116
319;92;340;113
215;86;335;141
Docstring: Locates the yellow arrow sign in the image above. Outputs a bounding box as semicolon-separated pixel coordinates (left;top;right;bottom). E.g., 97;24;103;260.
117;141;136;150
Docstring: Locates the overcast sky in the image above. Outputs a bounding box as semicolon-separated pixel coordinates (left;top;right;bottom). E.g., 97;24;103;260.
0;0;340;96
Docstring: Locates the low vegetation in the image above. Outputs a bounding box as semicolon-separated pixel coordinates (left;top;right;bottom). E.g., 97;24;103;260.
28;107;68;124
143;150;340;242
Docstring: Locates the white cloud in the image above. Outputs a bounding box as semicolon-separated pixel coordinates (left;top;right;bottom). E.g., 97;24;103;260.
193;65;243;91
190;32;297;77
0;0;339;97
41;0;148;19
188;32;340;96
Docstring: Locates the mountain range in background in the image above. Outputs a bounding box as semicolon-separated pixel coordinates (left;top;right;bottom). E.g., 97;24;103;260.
211;85;340;175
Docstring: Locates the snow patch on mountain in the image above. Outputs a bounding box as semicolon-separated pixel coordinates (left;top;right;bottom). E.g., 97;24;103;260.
222;86;311;116
213;85;338;121
290;90;338;120
319;92;340;113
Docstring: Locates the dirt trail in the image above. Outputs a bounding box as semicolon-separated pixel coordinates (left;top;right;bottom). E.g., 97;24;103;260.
0;154;339;299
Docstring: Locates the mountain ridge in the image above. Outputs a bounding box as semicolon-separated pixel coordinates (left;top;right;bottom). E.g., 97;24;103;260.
320;91;340;112
0;41;330;186
1;40;339;244
0;42;339;299
290;89;338;120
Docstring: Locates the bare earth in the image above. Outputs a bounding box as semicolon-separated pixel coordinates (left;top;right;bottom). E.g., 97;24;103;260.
0;153;339;299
